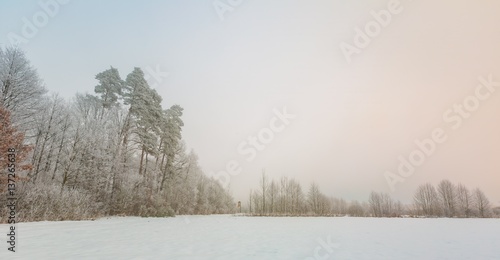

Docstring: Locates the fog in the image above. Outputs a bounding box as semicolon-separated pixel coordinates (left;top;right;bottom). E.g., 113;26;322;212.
2;0;499;205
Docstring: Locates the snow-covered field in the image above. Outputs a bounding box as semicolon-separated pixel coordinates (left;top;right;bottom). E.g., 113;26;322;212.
1;215;499;259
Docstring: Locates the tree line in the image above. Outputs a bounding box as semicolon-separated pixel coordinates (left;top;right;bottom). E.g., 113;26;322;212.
0;46;235;222
247;172;498;218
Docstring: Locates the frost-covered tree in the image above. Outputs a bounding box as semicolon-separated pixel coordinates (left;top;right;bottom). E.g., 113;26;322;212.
0;47;46;130
0;105;32;174
268;180;277;214
124;68;163;176
437;180;456;217
29;95;67;182
413;183;439;216
159;105;184;191
456;183;472;217
347;200;365;217
473;188;491;218
0;56;235;222
368;192;395;217
308;182;322;214
94;66;124;118
331;197;348;216
260;171;268;214
248;175;311;216
368;192;383;217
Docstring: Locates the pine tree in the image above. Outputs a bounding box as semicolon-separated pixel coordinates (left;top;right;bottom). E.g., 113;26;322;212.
159;105;184;191
94;66;124;119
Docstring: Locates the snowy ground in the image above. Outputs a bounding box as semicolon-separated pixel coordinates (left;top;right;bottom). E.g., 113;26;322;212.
1;215;499;259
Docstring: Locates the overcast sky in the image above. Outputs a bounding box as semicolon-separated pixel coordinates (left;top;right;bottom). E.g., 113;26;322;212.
1;0;499;205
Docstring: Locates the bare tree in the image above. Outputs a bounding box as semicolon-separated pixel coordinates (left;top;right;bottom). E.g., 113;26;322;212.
380;193;394;217
330;197;347;216
368;192;383;217
493;207;500;218
29;95;67;182
347;200;365;217
252;190;261;215
437;180;456;217
260;170;268;214
368;192;395;217
278;176;292;214
456;184;472;217
393;200;405;217
269;180;277;214
248;189;253;214
413;183;439;216
473;188;491;218
308;182;321;214
0;47;46;131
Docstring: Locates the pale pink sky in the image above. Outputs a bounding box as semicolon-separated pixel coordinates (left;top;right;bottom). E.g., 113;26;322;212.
2;0;499;205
